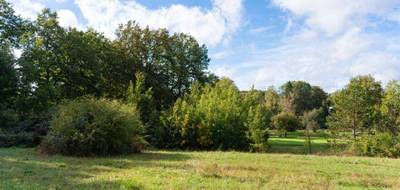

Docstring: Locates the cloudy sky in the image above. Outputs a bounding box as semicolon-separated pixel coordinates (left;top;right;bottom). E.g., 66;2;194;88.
8;0;400;92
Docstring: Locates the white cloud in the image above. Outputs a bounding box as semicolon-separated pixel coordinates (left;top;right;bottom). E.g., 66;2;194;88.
8;0;45;20
248;26;272;34
55;0;68;3
210;64;237;79
74;0;244;46
222;0;400;92
57;9;84;30
272;0;399;35
210;50;234;60
222;22;400;92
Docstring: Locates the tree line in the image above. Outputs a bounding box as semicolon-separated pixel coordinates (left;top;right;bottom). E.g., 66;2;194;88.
1;1;400;157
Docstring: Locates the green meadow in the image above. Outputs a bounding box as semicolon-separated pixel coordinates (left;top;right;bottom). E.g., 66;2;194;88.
1;132;399;190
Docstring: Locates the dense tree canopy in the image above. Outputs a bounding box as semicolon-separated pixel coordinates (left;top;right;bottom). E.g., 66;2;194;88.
114;21;214;108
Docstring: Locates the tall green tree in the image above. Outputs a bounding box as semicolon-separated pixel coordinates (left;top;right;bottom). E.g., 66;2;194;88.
114;21;212;108
18;9;65;113
18;10;116;114
57;28;114;99
327;75;383;140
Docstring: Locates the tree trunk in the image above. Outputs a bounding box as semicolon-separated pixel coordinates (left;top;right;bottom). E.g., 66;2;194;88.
352;118;356;141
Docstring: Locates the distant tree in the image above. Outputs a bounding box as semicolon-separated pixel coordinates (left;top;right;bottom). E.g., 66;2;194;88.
271;112;301;137
280;81;327;116
264;86;280;115
327;75;383;141
381;80;400;135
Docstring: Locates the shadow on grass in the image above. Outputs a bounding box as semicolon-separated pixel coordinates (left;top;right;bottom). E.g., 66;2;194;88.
0;148;191;190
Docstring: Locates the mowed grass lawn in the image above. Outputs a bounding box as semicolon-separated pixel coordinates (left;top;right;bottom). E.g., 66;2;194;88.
268;130;332;154
1;147;400;190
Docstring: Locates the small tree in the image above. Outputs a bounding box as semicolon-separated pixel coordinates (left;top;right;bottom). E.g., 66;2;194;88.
245;105;269;152
126;72;158;144
271;112;301;137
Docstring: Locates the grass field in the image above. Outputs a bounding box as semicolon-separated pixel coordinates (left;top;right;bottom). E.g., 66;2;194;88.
1;131;399;190
268;130;332;154
2;148;400;189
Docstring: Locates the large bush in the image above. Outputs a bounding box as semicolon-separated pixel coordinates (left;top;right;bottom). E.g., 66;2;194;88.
349;132;400;158
271;112;301;137
161;79;250;150
40;98;146;156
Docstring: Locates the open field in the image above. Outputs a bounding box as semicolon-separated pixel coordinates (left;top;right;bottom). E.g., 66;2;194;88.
1;148;400;190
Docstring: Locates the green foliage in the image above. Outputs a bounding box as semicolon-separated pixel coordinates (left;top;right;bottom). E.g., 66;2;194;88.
0;0;31;47
280;81;327;116
114;21;212;108
126;72;159;145
2;1;400;158
0;46;17;110
245;105;269;152
350;132;400;158
0;132;36;148
40;98;146;156
264;86;280;115
381;80;400;134
271;112;301;137
161;78;251;150
0;45;19;132
327;75;383;140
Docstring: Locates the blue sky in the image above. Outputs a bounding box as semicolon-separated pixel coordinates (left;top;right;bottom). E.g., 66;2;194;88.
8;0;400;92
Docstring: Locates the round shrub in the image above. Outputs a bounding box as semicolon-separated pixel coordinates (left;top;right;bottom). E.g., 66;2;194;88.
40;98;146;156
271;112;301;137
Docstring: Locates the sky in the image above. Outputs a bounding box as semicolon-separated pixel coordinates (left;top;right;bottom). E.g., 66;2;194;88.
7;0;400;92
